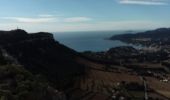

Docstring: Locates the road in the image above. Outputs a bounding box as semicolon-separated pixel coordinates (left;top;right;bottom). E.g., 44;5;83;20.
140;76;148;100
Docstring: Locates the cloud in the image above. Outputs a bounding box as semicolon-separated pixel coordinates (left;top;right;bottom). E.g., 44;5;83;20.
0;20;169;32
63;17;92;23
1;16;92;24
38;14;63;17
118;0;168;5
32;20;169;32
0;15;93;32
2;17;57;23
38;14;54;17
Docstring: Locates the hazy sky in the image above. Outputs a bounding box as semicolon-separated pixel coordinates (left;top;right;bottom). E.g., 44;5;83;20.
0;0;170;32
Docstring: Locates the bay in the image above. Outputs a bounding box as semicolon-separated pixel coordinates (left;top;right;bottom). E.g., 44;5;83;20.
53;31;141;52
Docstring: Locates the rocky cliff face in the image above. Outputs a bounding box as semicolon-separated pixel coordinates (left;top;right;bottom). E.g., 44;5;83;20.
0;29;85;92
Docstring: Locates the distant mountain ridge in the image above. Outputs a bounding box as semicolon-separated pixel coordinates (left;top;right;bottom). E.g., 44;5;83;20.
110;28;170;44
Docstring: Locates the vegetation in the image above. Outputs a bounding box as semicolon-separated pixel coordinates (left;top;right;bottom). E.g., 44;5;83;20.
0;64;50;100
0;29;169;100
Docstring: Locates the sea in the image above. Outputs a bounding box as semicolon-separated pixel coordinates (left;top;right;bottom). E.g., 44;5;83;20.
53;31;142;52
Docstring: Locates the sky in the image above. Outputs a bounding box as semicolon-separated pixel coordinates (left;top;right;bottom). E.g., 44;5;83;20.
0;0;170;32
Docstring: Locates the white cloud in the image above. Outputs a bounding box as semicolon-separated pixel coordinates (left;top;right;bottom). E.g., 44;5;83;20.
30;20;170;32
1;15;169;32
0;20;169;32
2;17;57;23
64;17;92;23
119;0;168;5
38;14;54;17
1;16;92;24
38;14;63;17
0;15;93;32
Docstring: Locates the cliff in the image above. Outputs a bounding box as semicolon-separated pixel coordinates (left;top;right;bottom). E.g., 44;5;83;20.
0;29;84;100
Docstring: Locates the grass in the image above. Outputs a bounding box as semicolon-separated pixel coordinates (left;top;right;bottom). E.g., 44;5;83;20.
128;91;144;99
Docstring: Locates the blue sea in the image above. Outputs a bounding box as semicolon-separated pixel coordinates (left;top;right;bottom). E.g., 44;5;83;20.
53;31;141;52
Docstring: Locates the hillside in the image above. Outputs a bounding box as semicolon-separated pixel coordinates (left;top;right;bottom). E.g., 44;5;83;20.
0;29;87;100
0;29;85;89
0;29;170;100
0;47;67;100
110;28;170;46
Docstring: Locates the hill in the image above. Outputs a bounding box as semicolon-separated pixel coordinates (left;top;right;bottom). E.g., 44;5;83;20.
0;29;169;100
0;29;87;100
110;28;170;46
0;29;85;89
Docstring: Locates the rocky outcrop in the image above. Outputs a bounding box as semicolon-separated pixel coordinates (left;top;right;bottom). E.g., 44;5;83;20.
0;29;85;89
